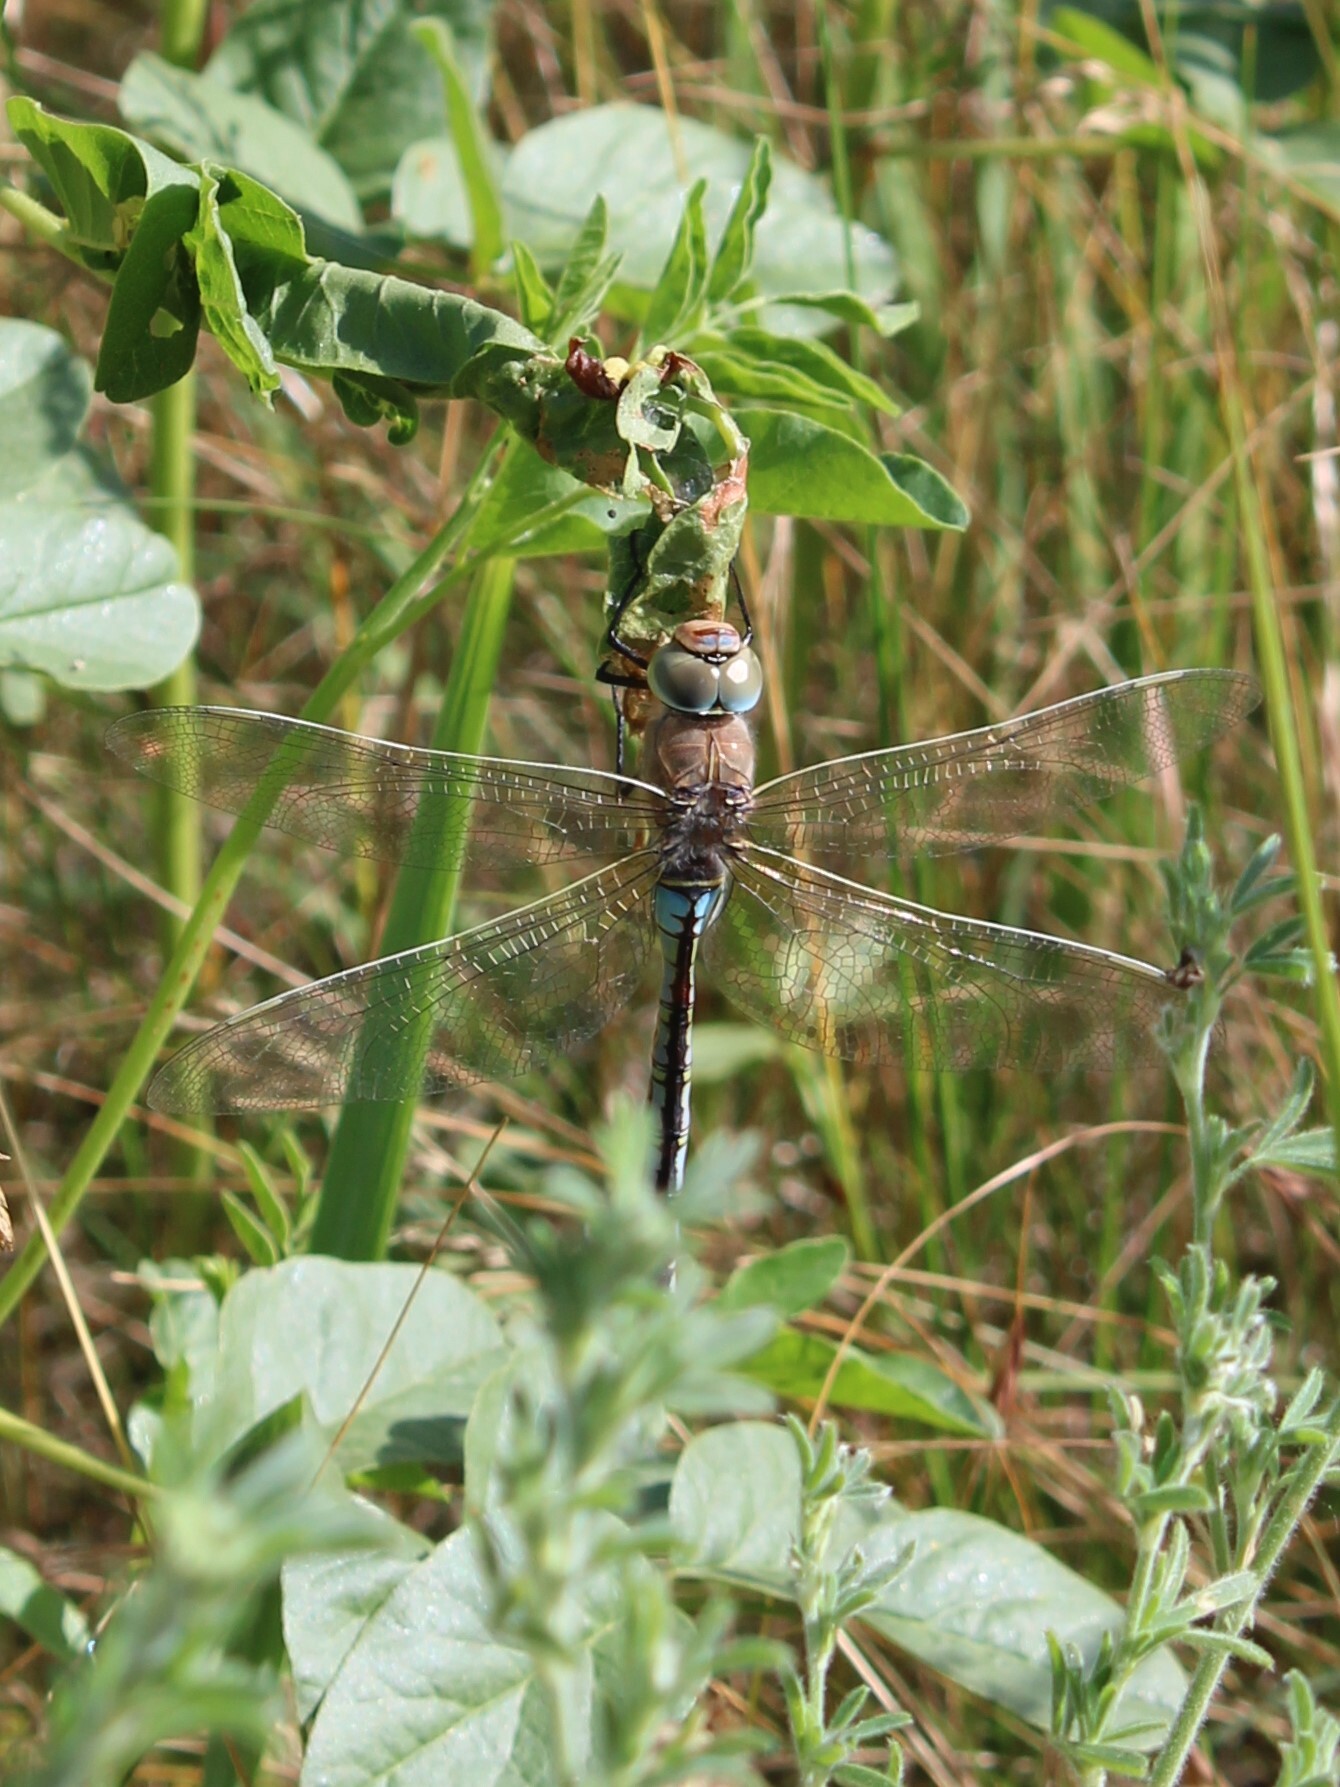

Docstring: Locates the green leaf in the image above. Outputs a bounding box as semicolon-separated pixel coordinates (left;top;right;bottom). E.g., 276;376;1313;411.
1252;1127;1336;1177
0;323;198;690
96;177;202;401
206;0;490;203
391;134;475;249
1267;124;1340;213
758;292;919;336
7;95;197;263
742;1327;999;1436
238;1141;291;1251
547;195;622;342
182;166;280;402
289;1525;600;1783
500;105;897;335
241;257;542;391
282;1507;430;1721
672;1423;1185;1743
119;52;365;233
221;1190;281;1267
0;1546;90;1660
193;1258;508;1473
1049;7;1164;87
510;239;554;337
640;177;710;348
0;316;92;498
696;326;898;415
740;409;969;527
718;1236;851;1320
470;442;641;558
411;17;503;274
706;136;771;303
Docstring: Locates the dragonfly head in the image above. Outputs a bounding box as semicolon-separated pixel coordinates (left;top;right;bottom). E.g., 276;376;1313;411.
647;620;764;717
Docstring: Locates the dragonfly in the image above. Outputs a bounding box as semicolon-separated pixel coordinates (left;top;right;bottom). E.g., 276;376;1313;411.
108;632;1257;1192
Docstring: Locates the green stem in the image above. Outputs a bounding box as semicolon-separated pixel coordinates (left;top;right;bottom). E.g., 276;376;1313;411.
158;0;208;66
1148;1399;1340;1787
311;552;517;1259
0;1402;159;1501
148;374;200;954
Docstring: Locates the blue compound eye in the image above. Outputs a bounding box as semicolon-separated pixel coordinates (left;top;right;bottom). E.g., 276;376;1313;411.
648;645;720;714
715;646;764;714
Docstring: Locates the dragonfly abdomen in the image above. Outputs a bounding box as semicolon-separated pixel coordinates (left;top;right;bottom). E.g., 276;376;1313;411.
650;880;727;1194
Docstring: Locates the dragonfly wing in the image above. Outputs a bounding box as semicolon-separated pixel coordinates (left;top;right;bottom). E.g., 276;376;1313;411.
108;708;666;874
706;847;1178;1070
149;854;660;1112
748;669;1258;865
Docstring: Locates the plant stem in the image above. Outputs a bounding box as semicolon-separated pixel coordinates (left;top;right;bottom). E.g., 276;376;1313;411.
1149;1398;1340;1787
311;552;517;1259
148;373;199;954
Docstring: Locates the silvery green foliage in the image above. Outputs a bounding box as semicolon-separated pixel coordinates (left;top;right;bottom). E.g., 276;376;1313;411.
1050;814;1340;1786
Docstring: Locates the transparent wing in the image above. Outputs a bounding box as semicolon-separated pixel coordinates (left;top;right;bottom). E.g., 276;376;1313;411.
149;854;660;1112
748;669;1258;864
108;708;667;874
705;847;1178;1070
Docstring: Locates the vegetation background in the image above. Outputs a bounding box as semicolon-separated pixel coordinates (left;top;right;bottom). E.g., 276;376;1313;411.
0;0;1336;1782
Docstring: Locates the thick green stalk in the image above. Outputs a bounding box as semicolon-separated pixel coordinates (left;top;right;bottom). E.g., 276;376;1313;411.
310;555;516;1259
149;0;208;945
148;373;199;953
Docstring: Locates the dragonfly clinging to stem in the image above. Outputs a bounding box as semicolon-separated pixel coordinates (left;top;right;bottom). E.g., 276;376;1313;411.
109;635;1258;1194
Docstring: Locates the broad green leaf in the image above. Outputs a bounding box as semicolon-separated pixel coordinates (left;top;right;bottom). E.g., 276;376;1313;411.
706;136;772;302
0;317;91;499
742;1327;998;1436
283;1508;430;1722
7;96;197;262
741;409;969;527
412;17;504;275
0;324;198;690
672;1423;1184;1741
194;1258;508;1472
718;1236;850;1320
293;1526;597;1785
0;451;198;692
206;0;491;201
182;166;280;401
96;177;202;401
1048;1;1321;104
391;134;475;248
244;258;542;390
0;1546;90;1660
500;105;897;334
470;442;642;558
119;52;364;233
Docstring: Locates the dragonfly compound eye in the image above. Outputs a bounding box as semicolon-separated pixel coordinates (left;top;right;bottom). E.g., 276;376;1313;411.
648;644;720;713
715;646;764;714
